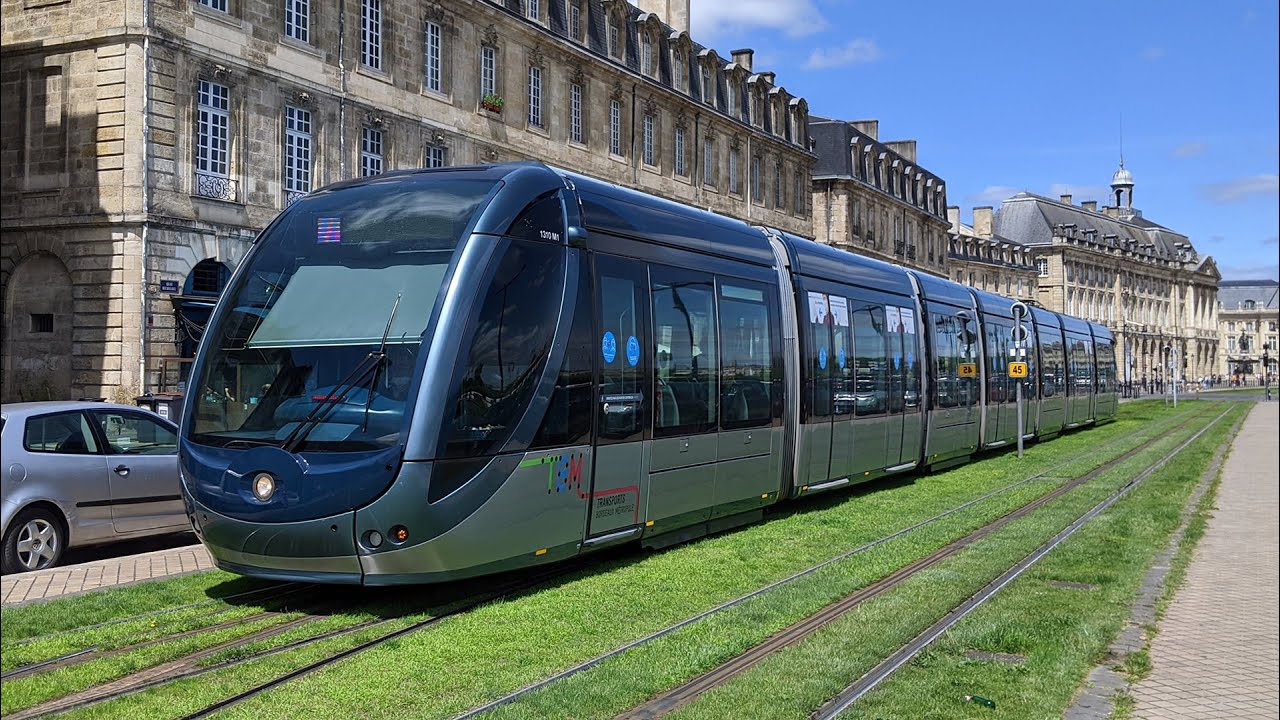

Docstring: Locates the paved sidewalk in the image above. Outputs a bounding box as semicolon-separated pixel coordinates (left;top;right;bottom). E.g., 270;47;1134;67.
1;543;214;606
1132;401;1279;719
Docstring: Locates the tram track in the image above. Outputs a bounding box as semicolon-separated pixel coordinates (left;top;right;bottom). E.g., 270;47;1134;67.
2;407;1205;719
809;404;1236;719
446;406;1212;720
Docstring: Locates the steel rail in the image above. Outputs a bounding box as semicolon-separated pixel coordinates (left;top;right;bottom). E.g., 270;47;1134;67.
810;404;1234;719
449;405;1209;720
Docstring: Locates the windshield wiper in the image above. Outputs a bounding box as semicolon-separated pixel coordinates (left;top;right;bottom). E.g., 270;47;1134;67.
361;293;402;434
280;295;402;453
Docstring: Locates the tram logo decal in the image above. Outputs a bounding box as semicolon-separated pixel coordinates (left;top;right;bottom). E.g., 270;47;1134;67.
521;453;588;499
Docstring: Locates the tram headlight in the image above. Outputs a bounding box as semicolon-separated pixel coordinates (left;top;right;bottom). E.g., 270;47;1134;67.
252;473;277;502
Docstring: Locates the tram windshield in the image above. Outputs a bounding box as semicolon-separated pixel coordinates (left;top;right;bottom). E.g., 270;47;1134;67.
188;177;499;451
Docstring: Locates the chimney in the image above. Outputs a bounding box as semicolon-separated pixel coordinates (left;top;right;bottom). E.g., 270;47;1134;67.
973;206;994;238
1082;200;1097;212
851;120;879;140
731;48;754;72
1059;194;1072;206
884;140;917;164
947;206;960;232
635;0;689;35
759;71;776;85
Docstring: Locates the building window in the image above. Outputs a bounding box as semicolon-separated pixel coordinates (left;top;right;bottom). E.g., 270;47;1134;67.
674;125;686;177
283;105;311;205
642;32;653;76
608;18;619;59
569;2;582;41
1228;321;1235;332
609;99;621;156
569;82;583;144
198;0;227;12
793;171;803;216
642;113;654;166
424;20;442;93
751;155;761;202
361;0;381;70
702;135;714;186
773;161;782;208
701;67;713;104
1036;258;1049;277
726;82;735;116
361;126;383;177
480;46;497;100
196;80;234;201
672;51;684;91
425;143;447;168
528;65;542;128
30;313;53;333
728;146;739;194
284;0;309;42
525;0;538;20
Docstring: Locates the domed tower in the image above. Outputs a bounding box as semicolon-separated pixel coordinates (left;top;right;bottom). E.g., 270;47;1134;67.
1111;162;1134;209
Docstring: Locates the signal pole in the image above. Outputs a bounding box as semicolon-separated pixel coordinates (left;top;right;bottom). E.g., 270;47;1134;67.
1011;301;1030;459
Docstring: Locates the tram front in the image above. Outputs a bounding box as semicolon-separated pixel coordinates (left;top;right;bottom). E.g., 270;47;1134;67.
180;163;585;584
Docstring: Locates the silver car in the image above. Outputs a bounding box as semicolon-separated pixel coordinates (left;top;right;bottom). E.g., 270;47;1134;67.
1;401;189;573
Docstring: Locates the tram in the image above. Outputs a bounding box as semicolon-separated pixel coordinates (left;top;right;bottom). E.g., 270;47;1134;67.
179;162;1116;585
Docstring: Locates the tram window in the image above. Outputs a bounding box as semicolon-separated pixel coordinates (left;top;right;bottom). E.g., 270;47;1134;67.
719;282;773;429
531;254;593;448
598;259;648;442
889;306;920;411
830;297;853;417
1096;343;1115;393
1041;334;1064;398
437;239;564;459
806;291;833;419
986;321;1010;404
852;303;887;416
652;268;717;436
506;192;565;243
931;310;977;410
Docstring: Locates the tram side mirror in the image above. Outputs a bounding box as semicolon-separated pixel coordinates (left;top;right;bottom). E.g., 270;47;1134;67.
567;225;588;248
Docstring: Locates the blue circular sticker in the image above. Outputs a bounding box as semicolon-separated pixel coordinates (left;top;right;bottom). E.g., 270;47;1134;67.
819;347;828;370
626;335;640;367
837;347;846;369
602;331;617;364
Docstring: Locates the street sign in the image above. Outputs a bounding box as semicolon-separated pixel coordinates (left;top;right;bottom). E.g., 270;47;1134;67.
1011;323;1030;344
959;363;978;378
1009;362;1028;378
160;280;179;293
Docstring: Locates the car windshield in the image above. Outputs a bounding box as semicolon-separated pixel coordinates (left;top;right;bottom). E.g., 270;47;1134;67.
188;176;499;451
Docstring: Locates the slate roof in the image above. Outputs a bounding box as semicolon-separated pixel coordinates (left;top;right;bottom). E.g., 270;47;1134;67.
808;115;947;220
1217;280;1279;310
993;192;1198;263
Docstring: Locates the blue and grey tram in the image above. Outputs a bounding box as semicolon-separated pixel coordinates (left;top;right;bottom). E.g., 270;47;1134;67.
179;162;1117;585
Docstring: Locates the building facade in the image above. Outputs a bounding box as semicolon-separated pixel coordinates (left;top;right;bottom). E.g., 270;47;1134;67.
1;0;815;401
1216;279;1278;383
993;165;1220;390
809;117;949;276
945;206;1037;302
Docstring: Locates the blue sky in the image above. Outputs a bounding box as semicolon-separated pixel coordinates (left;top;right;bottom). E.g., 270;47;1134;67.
688;0;1279;281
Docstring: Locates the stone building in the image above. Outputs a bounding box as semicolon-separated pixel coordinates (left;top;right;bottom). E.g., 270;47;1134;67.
945;205;1037;302
1216;279;1278;383
809;116;949;276
993;164;1220;389
1;0;814;401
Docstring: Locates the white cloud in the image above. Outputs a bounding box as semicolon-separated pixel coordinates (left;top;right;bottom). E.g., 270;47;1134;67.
1173;142;1208;157
1200;174;1280;204
804;39;882;70
689;0;828;39
1142;46;1165;60
1048;183;1109;201
966;185;1023;206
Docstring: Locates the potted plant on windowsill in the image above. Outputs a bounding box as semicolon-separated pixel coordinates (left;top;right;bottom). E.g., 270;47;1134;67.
480;93;504;114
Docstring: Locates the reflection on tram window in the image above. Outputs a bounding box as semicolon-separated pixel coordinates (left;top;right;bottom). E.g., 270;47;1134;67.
719;282;773;429
652;268;717;436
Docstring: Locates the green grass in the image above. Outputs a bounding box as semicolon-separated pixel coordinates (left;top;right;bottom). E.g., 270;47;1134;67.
0;401;1218;720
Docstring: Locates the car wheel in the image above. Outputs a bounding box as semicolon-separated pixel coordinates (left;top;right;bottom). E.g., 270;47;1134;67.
2;508;66;574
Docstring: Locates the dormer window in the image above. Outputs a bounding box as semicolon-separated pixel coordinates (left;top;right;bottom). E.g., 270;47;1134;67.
524;0;539;21
608;17;620;59
672;49;685;91
642;32;653;76
701;66;713;104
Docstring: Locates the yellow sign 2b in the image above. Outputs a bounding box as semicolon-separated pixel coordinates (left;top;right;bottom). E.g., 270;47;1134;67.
1009;362;1028;378
959;363;978;377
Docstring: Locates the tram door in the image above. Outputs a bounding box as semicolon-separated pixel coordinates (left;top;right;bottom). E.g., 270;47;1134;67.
586;254;651;539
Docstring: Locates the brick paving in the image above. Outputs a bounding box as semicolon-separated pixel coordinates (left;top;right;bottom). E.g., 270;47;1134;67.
1;543;214;606
1131;401;1279;720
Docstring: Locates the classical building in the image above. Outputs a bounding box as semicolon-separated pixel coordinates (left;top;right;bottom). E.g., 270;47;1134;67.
809;117;949;276
1;0;815;401
993;164;1220;389
1216;279;1278;383
945;206;1037;302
